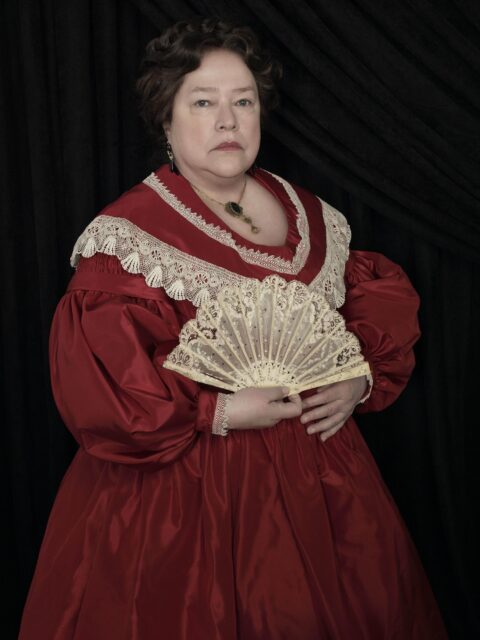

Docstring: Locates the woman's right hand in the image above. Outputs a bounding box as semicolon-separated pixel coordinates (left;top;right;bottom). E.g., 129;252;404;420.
225;386;302;431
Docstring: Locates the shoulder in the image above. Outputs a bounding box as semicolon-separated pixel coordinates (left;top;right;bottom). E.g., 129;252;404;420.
75;162;194;238
255;169;322;210
257;168;350;242
98;173;168;231
70;165;193;264
257;169;348;223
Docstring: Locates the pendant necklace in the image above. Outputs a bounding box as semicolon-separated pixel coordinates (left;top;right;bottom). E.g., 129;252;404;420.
190;177;261;234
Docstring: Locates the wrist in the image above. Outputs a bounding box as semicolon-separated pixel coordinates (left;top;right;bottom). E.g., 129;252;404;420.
355;372;373;406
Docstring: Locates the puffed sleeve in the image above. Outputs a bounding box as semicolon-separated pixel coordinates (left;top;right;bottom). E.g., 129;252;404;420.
340;250;421;413
49;256;219;471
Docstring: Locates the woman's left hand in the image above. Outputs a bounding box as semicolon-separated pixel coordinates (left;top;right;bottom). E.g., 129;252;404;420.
300;376;368;442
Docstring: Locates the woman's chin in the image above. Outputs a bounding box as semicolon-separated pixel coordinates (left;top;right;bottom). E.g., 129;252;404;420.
208;158;253;178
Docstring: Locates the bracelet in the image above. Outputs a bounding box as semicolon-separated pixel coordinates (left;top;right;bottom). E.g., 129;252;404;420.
212;392;232;436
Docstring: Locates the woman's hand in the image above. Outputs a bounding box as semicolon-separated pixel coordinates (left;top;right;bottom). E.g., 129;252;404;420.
225;386;302;431
300;376;368;442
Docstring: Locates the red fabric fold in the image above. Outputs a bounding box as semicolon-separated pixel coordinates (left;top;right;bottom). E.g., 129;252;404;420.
50;257;218;471
342;250;421;413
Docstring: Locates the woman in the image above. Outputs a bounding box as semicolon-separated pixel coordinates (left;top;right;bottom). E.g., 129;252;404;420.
19;19;448;639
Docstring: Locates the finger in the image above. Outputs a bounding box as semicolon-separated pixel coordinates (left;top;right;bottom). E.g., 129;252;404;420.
302;387;339;408
286;393;302;407
305;413;345;435
300;401;343;424
316;383;334;393
320;424;343;442
270;399;302;421
283;400;303;419
263;386;291;401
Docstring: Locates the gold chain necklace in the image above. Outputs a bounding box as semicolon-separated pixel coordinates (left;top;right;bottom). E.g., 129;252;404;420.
190;178;260;234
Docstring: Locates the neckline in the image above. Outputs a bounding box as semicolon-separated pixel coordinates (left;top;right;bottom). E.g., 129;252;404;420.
186;170;299;253
144;165;311;275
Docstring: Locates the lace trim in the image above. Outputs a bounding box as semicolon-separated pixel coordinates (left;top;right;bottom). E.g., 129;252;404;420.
310;199;351;308
70;197;350;309
70;215;248;306
143;170;310;275
212;392;231;436
356;372;374;405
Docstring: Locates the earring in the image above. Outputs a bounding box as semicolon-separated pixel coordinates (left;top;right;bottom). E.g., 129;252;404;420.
166;142;177;173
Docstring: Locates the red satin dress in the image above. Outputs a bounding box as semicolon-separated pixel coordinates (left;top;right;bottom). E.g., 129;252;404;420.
19;165;448;639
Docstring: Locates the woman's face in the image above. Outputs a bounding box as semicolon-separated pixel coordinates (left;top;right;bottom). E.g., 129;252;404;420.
164;48;261;183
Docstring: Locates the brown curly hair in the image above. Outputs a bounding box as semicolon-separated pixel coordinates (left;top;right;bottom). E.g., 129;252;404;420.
136;18;282;151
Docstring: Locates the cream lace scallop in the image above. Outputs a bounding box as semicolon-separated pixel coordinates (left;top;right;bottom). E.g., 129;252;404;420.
70;215;247;306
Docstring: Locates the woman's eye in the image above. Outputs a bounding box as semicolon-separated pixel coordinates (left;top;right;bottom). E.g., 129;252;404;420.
236;99;253;106
194;99;211;107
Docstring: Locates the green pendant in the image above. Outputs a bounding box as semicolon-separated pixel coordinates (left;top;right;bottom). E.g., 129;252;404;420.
225;201;243;217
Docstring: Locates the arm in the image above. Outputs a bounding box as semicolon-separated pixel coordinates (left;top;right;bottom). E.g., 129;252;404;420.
340;250;421;413
300;249;420;439
49;259;218;471
50;254;302;466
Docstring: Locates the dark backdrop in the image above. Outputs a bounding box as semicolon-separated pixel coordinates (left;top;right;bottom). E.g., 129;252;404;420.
2;1;479;638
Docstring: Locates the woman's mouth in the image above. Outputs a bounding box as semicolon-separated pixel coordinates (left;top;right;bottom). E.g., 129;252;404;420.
214;142;242;150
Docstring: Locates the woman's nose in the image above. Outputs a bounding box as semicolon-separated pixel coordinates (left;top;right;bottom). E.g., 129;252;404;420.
215;104;238;131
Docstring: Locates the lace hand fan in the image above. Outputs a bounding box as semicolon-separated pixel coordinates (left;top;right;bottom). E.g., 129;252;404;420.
163;274;370;395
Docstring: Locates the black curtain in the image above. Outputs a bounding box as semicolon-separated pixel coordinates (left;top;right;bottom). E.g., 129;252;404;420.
2;1;479;637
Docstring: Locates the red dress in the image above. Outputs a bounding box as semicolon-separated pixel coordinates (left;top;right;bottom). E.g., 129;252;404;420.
19;165;448;639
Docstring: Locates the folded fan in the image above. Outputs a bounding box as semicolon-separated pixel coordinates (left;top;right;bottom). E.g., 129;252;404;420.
163;274;370;395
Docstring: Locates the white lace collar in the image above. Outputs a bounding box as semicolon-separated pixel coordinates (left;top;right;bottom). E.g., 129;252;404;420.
143;170;310;276
70;198;350;309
